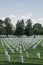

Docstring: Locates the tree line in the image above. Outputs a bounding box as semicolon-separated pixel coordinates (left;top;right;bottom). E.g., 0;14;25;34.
0;17;43;36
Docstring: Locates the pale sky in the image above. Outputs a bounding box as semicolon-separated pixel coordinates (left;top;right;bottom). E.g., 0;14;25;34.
0;0;43;26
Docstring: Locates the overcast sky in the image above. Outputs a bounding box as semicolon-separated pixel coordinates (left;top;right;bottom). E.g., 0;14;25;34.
0;0;43;26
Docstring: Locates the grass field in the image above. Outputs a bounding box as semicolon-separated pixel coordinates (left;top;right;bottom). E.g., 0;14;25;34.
0;36;43;65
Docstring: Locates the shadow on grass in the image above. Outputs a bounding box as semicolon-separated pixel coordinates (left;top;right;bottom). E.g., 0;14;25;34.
0;61;43;65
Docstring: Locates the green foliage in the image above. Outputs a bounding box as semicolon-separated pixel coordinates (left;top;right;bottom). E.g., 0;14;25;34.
0;20;5;35
25;19;33;36
14;19;25;35
33;23;43;35
4;17;14;36
4;17;11;25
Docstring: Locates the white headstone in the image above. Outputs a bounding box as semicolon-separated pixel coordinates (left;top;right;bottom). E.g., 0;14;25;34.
19;55;23;63
7;55;10;62
16;47;18;52
11;49;14;53
41;42;43;47
36;52;40;59
2;42;4;47
5;49;8;56
26;46;28;49
23;48;26;52
13;46;15;48
26;52;28;58
19;49;22;54
19;46;21;49
32;45;37;49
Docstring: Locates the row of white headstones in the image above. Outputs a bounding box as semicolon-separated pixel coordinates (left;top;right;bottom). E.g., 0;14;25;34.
1;36;43;63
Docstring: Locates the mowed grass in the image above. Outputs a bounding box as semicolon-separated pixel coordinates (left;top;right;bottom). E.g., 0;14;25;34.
0;38;43;65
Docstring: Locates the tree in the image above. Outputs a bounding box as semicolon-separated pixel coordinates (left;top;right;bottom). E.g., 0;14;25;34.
0;20;3;25
40;27;43;35
25;19;33;36
0;20;5;35
33;23;42;35
4;17;14;36
4;17;11;26
14;19;25;35
0;26;6;35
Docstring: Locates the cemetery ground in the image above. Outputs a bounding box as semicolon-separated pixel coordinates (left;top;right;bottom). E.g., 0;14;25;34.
0;36;43;65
